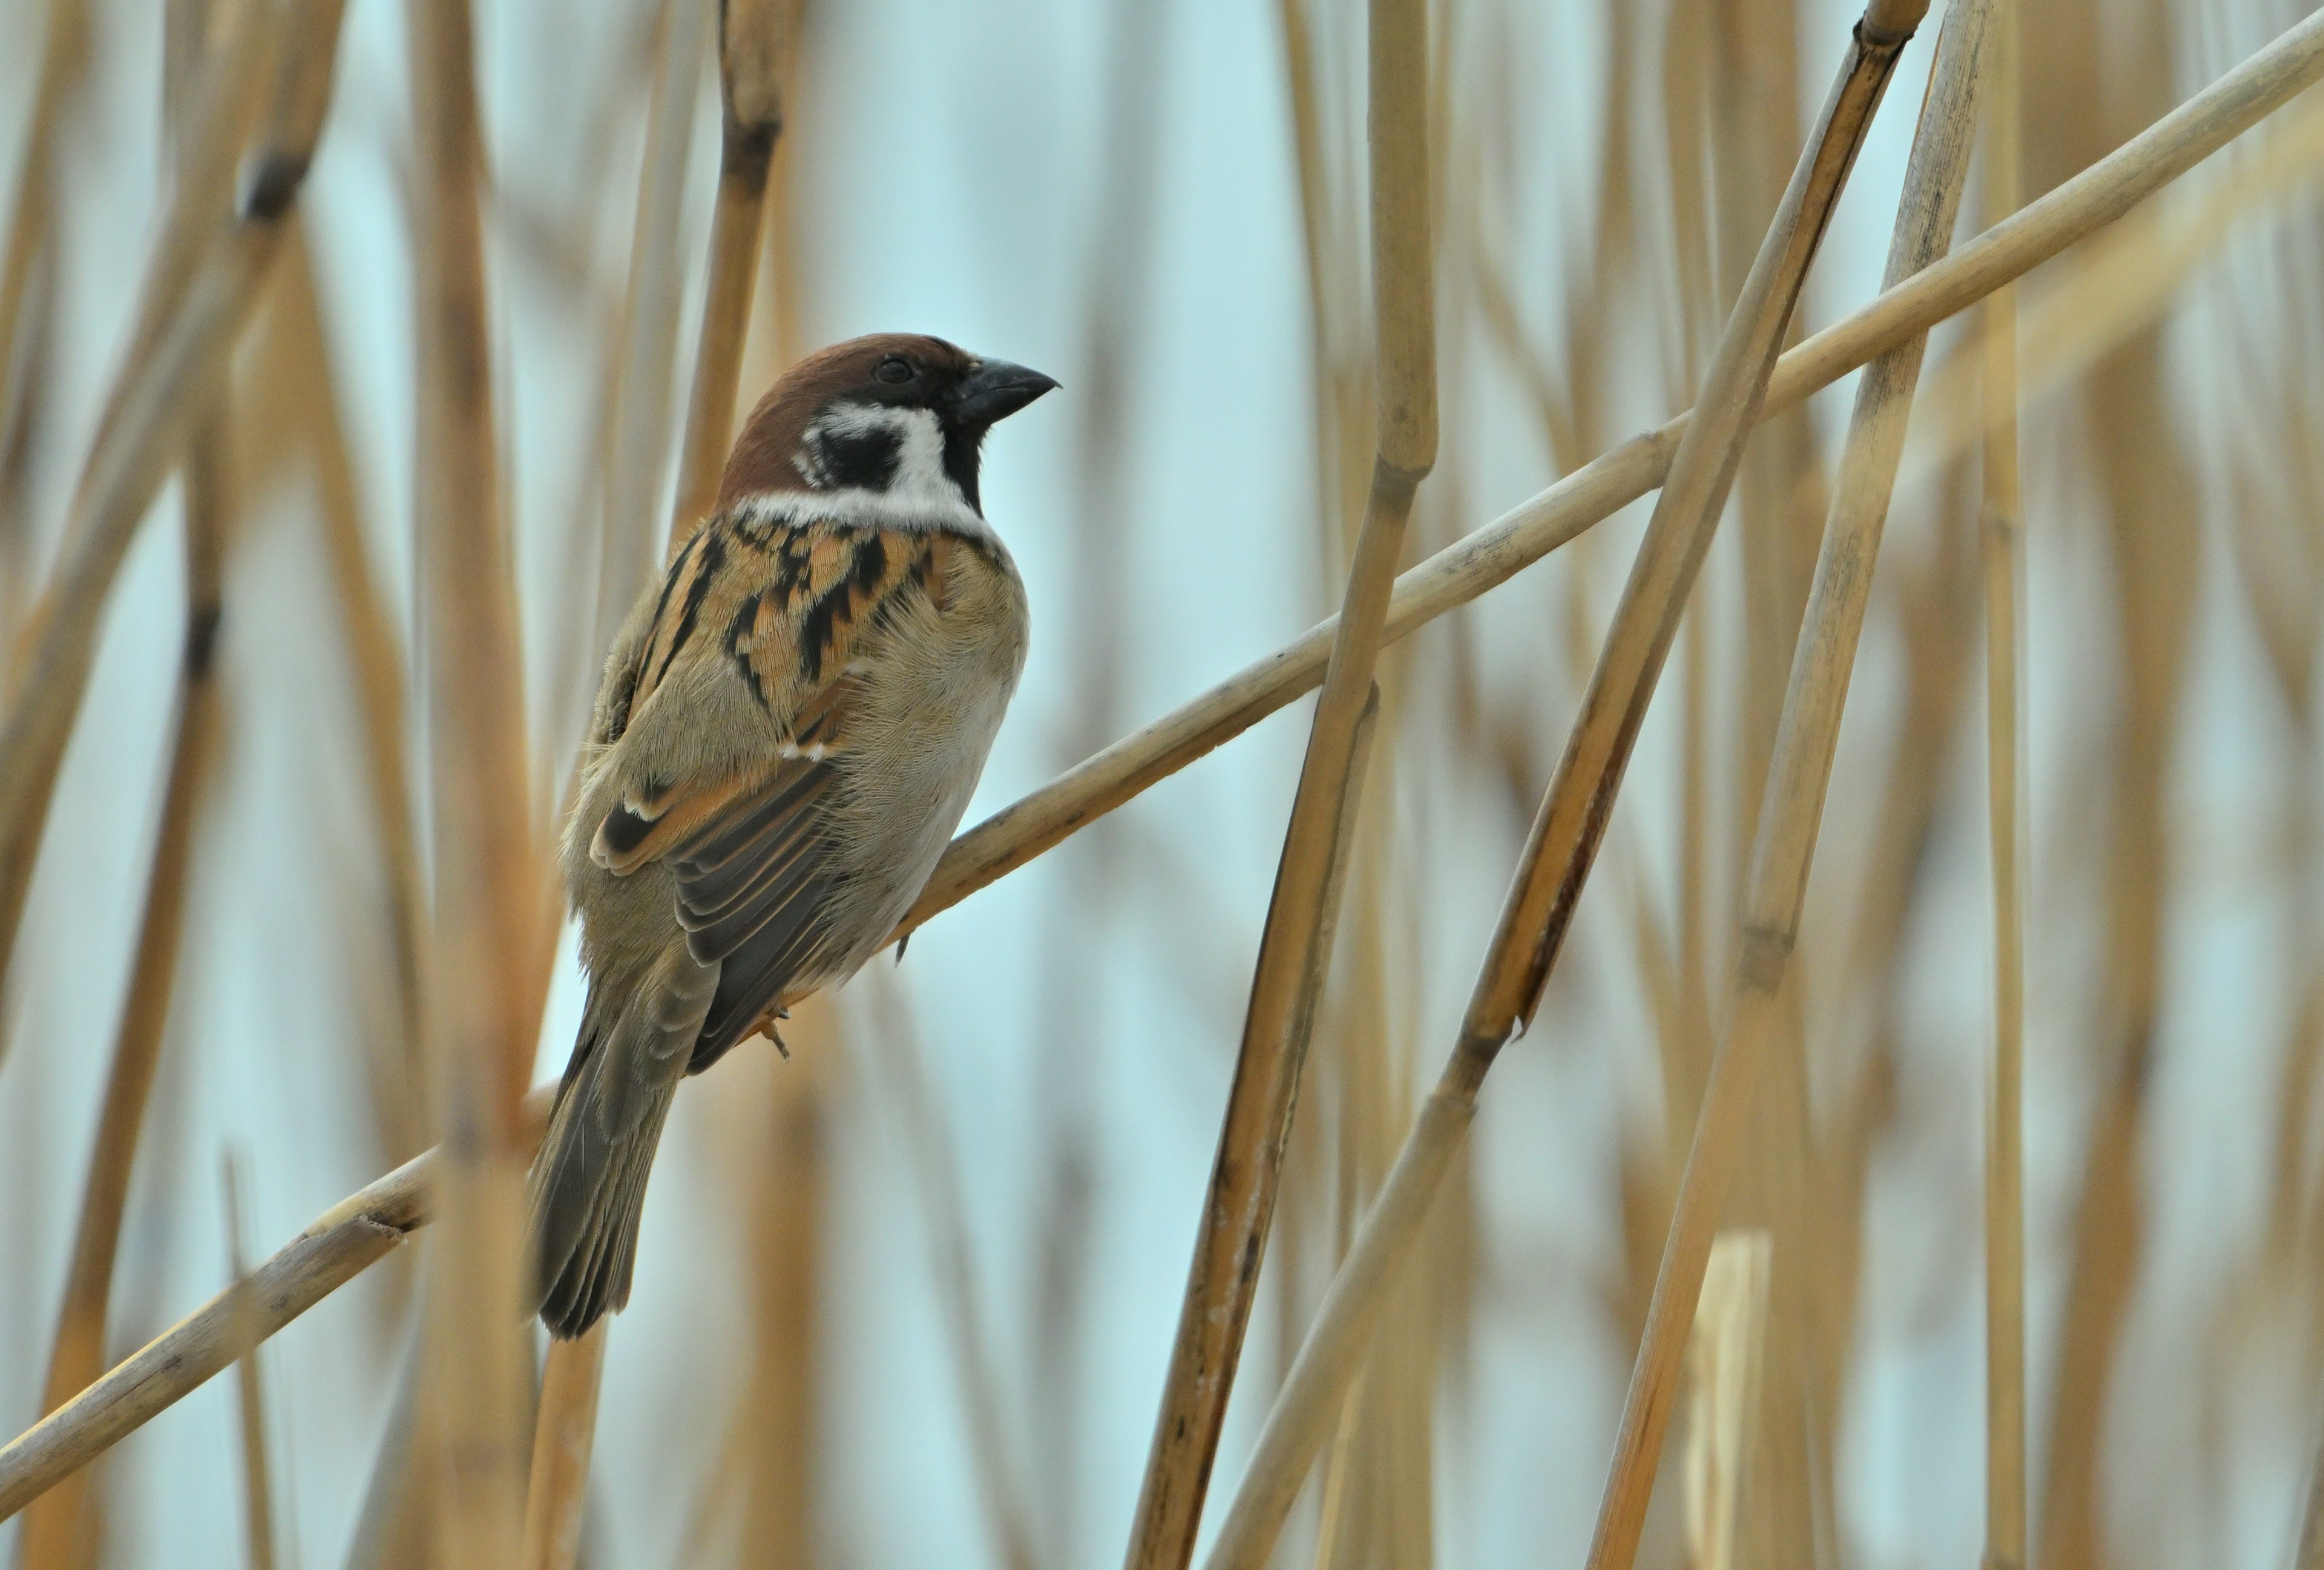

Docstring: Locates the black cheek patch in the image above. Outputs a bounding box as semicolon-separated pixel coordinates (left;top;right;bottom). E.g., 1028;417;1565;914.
819;425;902;491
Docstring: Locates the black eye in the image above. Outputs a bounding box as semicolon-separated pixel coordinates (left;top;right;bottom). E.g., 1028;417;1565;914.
875;356;914;386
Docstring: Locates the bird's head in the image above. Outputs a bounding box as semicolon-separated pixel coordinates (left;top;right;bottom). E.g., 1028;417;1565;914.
718;332;1057;516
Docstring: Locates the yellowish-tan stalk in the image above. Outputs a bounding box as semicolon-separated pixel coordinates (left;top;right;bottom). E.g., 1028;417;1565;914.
1978;3;2027;1566
668;0;792;552
518;1327;607;1570
220;1154;278;1570
1120;0;1433;1557
406;2;537;1563
904;0;2324;946
9;5;2324;1513
0;0;348;1050
1202;10;1934;1567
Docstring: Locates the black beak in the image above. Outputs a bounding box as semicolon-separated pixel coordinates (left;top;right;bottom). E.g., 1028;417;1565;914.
951;358;1059;427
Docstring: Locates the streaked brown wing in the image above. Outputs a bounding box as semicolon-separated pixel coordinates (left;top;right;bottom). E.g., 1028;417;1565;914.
605;514;939;1072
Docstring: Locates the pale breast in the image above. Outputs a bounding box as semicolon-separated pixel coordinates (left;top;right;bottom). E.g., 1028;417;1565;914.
817;535;1028;977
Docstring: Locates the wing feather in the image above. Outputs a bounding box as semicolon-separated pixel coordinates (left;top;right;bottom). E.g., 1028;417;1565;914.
585;511;940;1075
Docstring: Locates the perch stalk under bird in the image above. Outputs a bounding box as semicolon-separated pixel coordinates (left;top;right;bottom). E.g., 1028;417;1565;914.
530;333;1055;1338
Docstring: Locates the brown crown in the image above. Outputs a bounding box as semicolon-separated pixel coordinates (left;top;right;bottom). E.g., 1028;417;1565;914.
717;332;974;506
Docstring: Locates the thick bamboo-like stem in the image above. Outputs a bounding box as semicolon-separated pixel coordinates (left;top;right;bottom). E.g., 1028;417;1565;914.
902;0;2324;947
0;0;347;1046
1120;0;1433;1558
406;3;536;1564
517;1327;606;1570
1201;10;1934;1568
13;406;228;1570
668;0;790;551
590;0;711;657
7;8;2324;1511
1978;4;2027;1568
221;1155;279;1570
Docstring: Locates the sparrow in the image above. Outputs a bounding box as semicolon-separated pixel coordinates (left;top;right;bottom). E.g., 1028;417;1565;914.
528;333;1054;1339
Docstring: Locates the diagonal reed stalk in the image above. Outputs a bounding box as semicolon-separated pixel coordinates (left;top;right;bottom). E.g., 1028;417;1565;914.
406;0;538;1563
901;0;2324;945
7;5;2324;1517
1118;0;1433;1557
14;7;240;1552
1197;7;1935;1565
668;0;790;553
1978;2;2027;1567
0;0;88;519
12;350;229;1570
588;0;710;662
0;0;348;1035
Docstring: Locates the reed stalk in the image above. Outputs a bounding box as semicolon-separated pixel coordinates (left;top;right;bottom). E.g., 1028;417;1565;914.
589;0;710;658
1119;0;1433;1556
221;1154;279;1570
13;9;239;1539
405;0;537;1562
1200;8;1936;1566
11;372;228;1570
0;0;87;509
517;1327;605;1570
1683;1230;1770;1570
0;1091;553;1525
904;0;2324;944
667;0;792;551
1978;3;2028;1567
0;0;347;1051
8;7;2324;1514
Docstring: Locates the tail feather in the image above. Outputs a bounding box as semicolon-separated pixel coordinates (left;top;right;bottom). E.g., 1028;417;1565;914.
528;945;717;1339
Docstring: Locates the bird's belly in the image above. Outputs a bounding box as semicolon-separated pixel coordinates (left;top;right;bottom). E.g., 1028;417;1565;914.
815;589;1026;979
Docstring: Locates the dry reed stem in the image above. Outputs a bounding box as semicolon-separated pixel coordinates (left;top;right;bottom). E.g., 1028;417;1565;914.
738;1007;829;1566
0;1091;555;1523
1120;0;1433;1556
1978;2;2027;1566
0;0;87;500
591;0;711;655
668;0;790;550
13;283;233;1570
1903;80;2324;490
0;0;347;1050
1574;10;1986;1564
220;1154;278;1570
1200;12;1927;1563
517;1327;606;1570
8;5;2324;1511
405;0;537;1562
904;0;2324;950
1683;1230;1771;1570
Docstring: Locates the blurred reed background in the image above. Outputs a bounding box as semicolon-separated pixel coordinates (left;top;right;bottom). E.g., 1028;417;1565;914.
3;0;2324;1566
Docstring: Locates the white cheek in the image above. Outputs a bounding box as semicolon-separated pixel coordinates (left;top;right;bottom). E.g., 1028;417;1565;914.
888;411;953;499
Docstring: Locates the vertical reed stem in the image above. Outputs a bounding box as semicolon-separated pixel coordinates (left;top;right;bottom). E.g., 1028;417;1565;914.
1978;3;2028;1567
1121;0;1434;1560
406;1;536;1563
668;0;790;552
